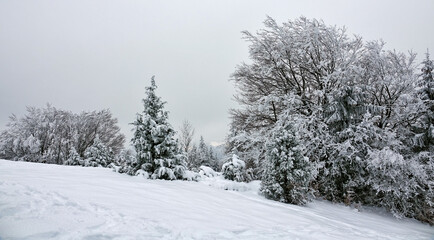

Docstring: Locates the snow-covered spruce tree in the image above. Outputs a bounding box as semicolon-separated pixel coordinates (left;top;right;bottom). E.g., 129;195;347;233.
131;76;186;180
64;147;83;166
84;135;114;167
420;50;434;102
188;144;198;169
184;136;219;171
413;50;434;152
196;136;211;167
208;146;220;171
222;154;248;182
321;85;371;203
388;51;434;224
260;118;312;205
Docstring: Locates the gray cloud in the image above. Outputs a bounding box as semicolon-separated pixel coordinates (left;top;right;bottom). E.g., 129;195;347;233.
1;0;433;146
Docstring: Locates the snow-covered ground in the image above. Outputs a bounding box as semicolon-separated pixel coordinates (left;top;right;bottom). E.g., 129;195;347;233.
0;160;432;240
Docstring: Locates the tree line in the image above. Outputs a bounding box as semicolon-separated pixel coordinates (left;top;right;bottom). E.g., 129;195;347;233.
0;105;125;165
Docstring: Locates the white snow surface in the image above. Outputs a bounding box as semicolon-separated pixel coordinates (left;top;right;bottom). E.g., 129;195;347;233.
0;160;432;240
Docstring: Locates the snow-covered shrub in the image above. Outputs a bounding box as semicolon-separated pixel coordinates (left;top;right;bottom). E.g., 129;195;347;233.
410;152;434;225
260;122;312;205
182;170;200;181
150;156;186;180
199;166;218;178
201;177;259;192
222;154;247;182
226;122;269;181
366;148;422;218
135;169;150;179
84;135;114;167
116;149;138;175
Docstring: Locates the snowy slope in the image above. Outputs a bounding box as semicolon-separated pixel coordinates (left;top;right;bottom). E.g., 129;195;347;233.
0;160;432;240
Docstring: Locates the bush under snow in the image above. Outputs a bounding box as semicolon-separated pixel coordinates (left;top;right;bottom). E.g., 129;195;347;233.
222;154;248;182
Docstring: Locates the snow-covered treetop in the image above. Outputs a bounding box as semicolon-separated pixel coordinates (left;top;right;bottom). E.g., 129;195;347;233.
142;76;167;120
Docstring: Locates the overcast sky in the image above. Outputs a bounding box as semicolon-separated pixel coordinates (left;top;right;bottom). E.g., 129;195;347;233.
1;0;433;146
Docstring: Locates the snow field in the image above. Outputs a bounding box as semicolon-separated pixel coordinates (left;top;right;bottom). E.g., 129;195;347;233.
0;160;433;240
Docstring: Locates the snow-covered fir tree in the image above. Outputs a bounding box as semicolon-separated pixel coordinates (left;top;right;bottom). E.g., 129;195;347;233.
408;51;434;224
188;144;198;170
196;136;211;167
84;135;114;167
421;50;434;101
181;135;219;171
208;146;219;170
260;119;312;205
415;50;434;151
64;147;83;166
131;76;186;180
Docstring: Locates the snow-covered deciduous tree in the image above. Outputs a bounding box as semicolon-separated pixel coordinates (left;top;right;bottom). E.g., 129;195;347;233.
231;16;363;127
228;16;364;181
179;120;195;152
222;154;247;182
131;77;186;180
0;105;124;165
84;135;114;167
178;120;195;169
260;119;312;205
360;41;418;130
75;109;125;158
226;120;269;180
